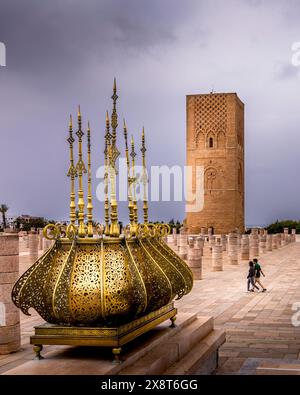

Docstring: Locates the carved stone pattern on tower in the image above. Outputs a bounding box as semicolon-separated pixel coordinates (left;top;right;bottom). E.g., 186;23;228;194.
194;95;227;146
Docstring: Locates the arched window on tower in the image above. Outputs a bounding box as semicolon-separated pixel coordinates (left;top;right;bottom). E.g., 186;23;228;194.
209;137;214;148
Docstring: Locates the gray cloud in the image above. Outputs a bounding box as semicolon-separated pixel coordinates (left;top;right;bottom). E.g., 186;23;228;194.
0;0;300;226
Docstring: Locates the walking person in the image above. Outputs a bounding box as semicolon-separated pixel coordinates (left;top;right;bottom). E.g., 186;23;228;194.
247;261;259;292
253;258;267;292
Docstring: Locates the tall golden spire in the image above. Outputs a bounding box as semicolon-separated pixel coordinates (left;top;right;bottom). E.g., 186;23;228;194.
87;121;93;237
109;78;120;237
104;111;111;236
67;115;77;225
75;105;87;238
141;127;148;224
124;120;136;235
130;135;138;225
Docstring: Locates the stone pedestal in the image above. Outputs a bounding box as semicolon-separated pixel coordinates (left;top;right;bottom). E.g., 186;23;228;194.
208;235;216;251
26;233;29;248
221;235;227;252
1;313;225;376
187;245;202;280
167;235;174;246
195;237;204;256
0;234;21;354
283;228;289;245
200;227;206;236
29;232;39;262
228;233;238;265
240;235;250;260
43;238;52;252
178;234;188;260
212;238;223;271
272;234;278;250
208;227;213;237
277;234;282;248
291;229;296;243
249;231;259;259
38;229;43;250
172;228;178;246
259;235;267;255
266;235;273;252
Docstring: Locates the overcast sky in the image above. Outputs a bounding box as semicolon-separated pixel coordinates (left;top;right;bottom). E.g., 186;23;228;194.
1;0;300;226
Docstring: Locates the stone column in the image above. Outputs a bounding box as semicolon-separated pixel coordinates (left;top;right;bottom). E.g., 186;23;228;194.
291;229;296;242
208;227;213;237
187;244;202;280
188;236;195;248
200;227;206;237
259;235;267;255
172;228;178;246
221;234;227;252
266;234;273;252
228;233;238;265
249;230;259;259
0;234;21;354
28;232;39;262
240;234;250;260
43;237;50;252
195;237;204;256
38;228;43;251
178;234;188;260
208;235;216;251
272;234;278;250
284;228;289;244
25;233;29;248
212;238;223;271
275;234;281;248
167;235;174;246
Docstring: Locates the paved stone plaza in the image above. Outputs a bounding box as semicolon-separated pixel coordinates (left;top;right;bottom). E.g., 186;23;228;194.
1;238;300;374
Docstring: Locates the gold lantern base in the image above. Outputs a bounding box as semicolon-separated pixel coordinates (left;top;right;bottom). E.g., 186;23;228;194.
30;303;177;363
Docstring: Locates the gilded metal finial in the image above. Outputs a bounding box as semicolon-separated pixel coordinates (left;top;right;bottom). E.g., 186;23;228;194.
87;121;93;237
104;111;111;236
109;79;120;236
141;127;148;224
124;120;137;236
75;105;87;238
130;135;138;225
67;114;77;225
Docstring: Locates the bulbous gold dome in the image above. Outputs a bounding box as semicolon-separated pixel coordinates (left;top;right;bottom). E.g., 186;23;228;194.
12;235;193;326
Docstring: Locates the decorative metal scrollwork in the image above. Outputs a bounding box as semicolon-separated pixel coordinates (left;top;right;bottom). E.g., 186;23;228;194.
43;224;60;240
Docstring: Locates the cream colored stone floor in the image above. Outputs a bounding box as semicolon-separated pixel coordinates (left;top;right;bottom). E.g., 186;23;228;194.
1;242;300;374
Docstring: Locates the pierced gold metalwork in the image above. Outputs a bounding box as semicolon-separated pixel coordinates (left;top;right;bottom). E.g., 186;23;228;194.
12;80;194;360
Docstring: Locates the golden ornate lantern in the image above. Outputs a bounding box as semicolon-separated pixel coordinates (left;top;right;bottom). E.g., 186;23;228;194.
12;80;193;362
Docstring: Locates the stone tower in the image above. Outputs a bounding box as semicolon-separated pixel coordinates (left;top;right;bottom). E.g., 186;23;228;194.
186;92;244;234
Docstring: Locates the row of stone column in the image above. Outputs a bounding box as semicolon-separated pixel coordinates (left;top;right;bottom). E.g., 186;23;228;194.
167;227;297;279
19;230;53;258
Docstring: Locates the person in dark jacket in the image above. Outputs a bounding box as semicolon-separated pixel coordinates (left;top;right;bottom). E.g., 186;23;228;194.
247;261;259;292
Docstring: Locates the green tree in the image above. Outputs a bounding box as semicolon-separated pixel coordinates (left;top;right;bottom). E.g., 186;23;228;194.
266;220;300;234
0;204;9;229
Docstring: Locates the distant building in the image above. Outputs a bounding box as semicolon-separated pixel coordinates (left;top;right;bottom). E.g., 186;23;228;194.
186;92;245;234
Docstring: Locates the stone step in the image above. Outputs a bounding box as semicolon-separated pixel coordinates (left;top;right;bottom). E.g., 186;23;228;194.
118;316;218;375
256;361;300;375
163;329;226;375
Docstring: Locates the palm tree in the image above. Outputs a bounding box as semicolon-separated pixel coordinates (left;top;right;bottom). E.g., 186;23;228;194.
0;204;9;229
